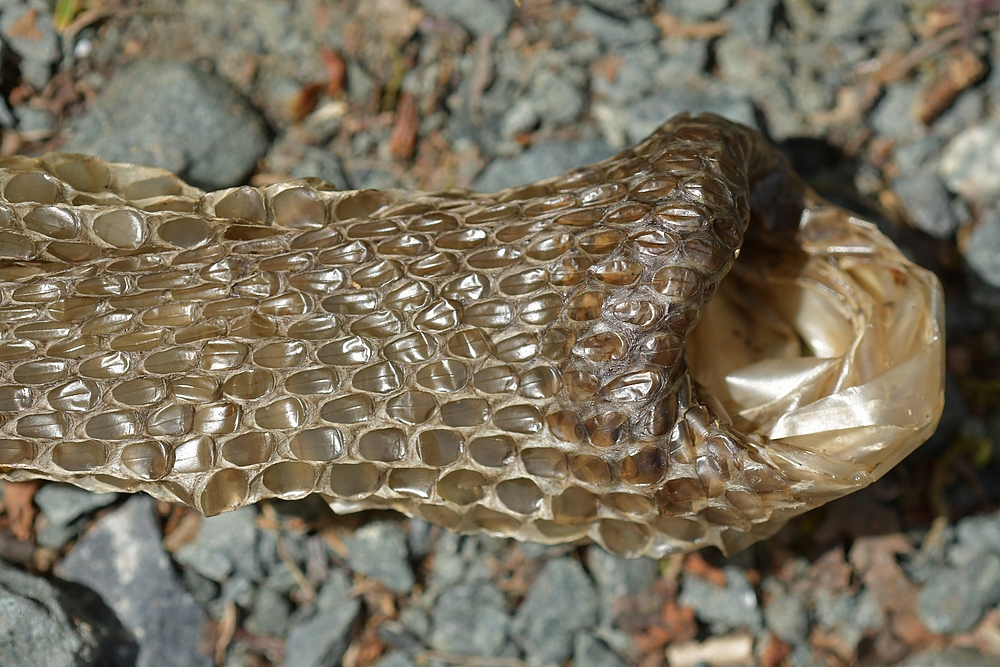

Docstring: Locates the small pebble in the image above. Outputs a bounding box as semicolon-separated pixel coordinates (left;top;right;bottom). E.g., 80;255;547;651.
173;507;260;583
963;210;1000;290
343;520;415;594
678;566;763;634
415;0;514;37
64;61;269;190
0;561;103;667
917;552;1000;634
892;171;958;239
573;633;628;667
430;582;510;656
940;120;1000;203
55;496;211;667
511;558;599;666
572;6;660;46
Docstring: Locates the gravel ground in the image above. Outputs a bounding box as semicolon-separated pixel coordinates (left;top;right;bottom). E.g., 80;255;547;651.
0;1;999;666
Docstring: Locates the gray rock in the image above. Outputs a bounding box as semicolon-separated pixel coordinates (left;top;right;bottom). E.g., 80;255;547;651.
64;61;269;190
573;634;628;667
528;69;585;127
283;598;361;667
372;652;418;667
289;150;350;189
500;98;540;138
33;484;119;550
932;88;986;140
917;552;1000;633
592;44;662;104
473;139;615;192
35;484;119;527
940;120;1000;202
573;6;660;46
430;582;510;656
723;0;777;40
813;589;882;649
0;561;121;667
584;0;648;19
892;171;958;239
964;210;1000;289
950;514;1000;565
173;507;260;583
620;89;756;145
399;605;431;642
14;106;56;135
416;0;514;37
893;136;946;173
869;82;921;141
512;558;599;666
0;6;59;89
243;587;291;637
678;567;763;633
586;545;658;625
899;648;1000;667
55;496;211;667
764;591;810;646
407;519;436;559
821;0;907;41
343;520;415;594
662;0;730;21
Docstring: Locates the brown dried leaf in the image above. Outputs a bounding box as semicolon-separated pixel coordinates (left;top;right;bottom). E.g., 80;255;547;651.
683;552;727;587
5;8;43;40
916;47;986;125
289;83;324;121
389;92;419;161
321;47;348;96
2;480;40;542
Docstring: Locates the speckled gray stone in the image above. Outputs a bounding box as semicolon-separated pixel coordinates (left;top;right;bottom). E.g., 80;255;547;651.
764;591;811;646
586;545;658;626
940;121;1000;203
173;507;260;583
512;558;599;666
64;61;269;190
372;652;417;667
678;567;763;634
283;599;361;667
621;89;757;145
573;6;659;46
430;582;510;656
892;171;958;239
416;0;513;37
950;515;1000;566
474;139;615;192
55;496;211;667
0;5;59;89
0;561;112;667
899;648;1000;667
343;521;415;594
34;484;119;550
573;634;628;667
813;589;883;650
964;210;1000;289
918;552;1000;633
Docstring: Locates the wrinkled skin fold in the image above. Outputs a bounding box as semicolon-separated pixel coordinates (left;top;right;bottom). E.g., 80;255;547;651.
0;114;943;558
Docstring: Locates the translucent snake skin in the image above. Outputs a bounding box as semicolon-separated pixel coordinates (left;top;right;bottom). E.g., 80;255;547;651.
0;114;943;558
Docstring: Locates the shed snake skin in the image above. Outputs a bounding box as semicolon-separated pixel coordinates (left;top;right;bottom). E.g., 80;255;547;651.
0;114;943;558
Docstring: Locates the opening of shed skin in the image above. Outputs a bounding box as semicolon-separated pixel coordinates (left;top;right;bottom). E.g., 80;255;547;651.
687;193;944;498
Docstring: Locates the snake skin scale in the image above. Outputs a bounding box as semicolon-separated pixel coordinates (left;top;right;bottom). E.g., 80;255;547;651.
0;114;943;558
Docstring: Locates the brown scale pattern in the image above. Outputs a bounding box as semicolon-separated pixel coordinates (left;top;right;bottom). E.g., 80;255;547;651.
0;114;943;557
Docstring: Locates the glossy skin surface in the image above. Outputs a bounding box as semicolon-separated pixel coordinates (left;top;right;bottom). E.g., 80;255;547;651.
0;114;943;557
